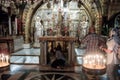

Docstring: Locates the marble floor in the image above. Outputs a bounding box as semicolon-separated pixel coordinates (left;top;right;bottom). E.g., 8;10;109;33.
0;48;108;80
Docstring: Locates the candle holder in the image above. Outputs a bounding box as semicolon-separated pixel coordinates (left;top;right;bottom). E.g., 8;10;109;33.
0;53;10;72
82;53;106;80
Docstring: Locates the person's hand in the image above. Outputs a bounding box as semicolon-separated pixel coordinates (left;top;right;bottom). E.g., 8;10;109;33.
99;46;104;50
100;46;112;53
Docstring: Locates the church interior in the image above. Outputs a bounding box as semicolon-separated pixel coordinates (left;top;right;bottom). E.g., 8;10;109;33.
0;0;120;80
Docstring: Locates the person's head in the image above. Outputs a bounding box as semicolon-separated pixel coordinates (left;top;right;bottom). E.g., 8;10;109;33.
109;28;116;37
109;27;119;37
88;26;96;34
58;43;61;45
110;27;120;44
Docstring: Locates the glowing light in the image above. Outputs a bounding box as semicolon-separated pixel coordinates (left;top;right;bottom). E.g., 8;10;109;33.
83;53;106;69
0;53;9;67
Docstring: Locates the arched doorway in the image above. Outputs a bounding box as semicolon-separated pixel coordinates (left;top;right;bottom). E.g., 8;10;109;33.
23;0;102;45
30;0;92;47
22;0;103;66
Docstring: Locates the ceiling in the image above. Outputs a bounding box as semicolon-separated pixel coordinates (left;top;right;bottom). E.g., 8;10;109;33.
0;0;119;24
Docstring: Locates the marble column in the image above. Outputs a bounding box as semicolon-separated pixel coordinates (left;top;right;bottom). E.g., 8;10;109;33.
71;41;75;64
68;42;72;64
68;42;71;64
68;41;75;65
8;16;12;35
40;41;47;65
15;17;18;35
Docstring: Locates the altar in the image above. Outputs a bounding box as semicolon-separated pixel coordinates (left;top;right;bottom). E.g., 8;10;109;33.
39;36;77;66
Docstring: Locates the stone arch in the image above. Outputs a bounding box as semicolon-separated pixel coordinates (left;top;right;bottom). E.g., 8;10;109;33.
23;0;44;43
23;0;102;43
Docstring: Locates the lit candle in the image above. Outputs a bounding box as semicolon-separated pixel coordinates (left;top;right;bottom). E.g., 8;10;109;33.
1;54;4;63
103;59;106;65
5;55;9;63
89;61;92;68
98;59;100;65
0;54;1;62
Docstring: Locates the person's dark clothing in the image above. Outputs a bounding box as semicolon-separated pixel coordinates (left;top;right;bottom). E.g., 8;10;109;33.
51;59;65;68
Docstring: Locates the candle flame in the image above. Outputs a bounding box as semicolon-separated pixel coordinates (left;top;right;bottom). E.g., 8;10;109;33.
0;53;9;67
83;53;106;69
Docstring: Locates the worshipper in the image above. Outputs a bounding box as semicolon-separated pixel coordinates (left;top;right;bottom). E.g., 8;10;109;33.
56;42;62;51
100;27;120;80
51;43;66;69
51;51;66;69
81;25;106;54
